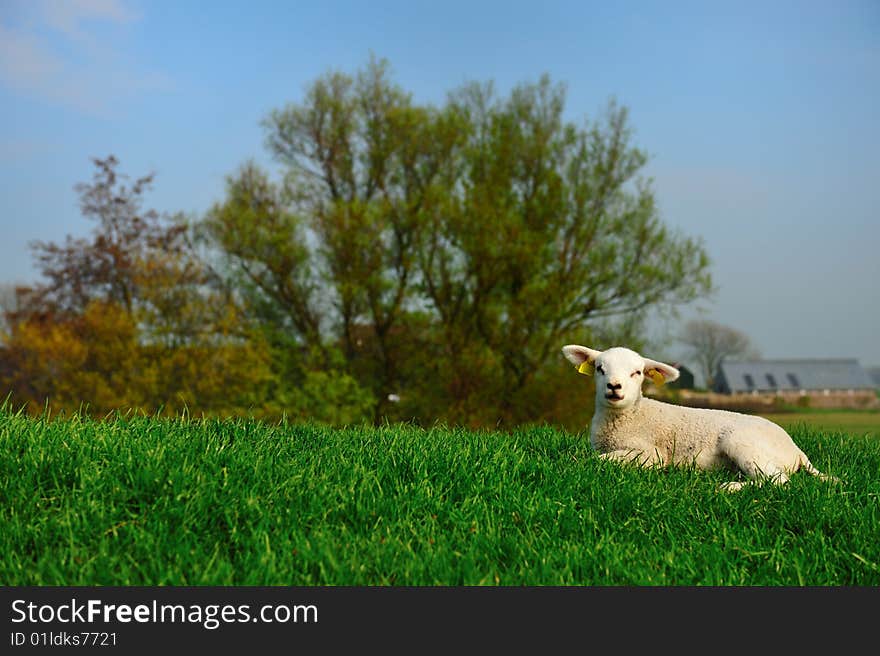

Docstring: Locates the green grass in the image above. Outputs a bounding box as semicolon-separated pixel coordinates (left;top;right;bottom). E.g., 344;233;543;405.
1;409;879;585
759;411;880;439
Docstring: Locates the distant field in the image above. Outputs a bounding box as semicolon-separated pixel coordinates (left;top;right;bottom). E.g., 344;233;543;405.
759;411;880;439
1;410;878;586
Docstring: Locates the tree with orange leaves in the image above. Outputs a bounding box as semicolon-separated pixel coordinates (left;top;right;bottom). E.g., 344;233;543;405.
0;156;276;417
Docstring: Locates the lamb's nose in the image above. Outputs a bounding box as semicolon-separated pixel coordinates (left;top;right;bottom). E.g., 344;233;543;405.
607;381;622;391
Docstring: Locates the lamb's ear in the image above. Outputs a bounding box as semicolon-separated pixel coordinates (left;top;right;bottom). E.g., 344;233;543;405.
562;345;602;376
643;358;680;386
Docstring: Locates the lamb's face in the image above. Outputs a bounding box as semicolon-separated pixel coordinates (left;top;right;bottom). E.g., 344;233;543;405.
561;344;680;412
593;347;646;410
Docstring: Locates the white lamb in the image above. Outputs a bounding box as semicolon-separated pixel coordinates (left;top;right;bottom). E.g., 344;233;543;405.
562;344;836;491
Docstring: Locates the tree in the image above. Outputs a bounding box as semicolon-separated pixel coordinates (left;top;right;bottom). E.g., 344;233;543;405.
1;156;276;417
201;58;713;427
202;60;429;421
24;156;186;316
417;80;711;423
0;300;142;414
678;319;758;389
199;162;377;423
251;56;460;421
200;162;323;355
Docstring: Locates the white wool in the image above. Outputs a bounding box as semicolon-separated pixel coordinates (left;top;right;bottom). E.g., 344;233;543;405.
562;345;836;491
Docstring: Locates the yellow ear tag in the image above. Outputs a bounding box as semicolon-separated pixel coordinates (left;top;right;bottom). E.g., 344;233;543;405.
577;361;594;376
647;370;665;386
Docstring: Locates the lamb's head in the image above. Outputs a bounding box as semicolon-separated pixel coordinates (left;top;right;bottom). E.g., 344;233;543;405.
561;345;680;411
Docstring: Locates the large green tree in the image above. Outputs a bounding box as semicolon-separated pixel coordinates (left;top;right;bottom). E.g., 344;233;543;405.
417;79;711;423
202;58;713;427
199;162;374;423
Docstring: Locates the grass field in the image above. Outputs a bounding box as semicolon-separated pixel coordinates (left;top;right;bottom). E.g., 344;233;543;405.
759;411;880;439
1;409;879;586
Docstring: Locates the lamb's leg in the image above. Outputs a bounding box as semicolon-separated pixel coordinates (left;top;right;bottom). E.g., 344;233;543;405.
719;435;791;492
720;469;790;492
598;448;665;468
798;453;840;483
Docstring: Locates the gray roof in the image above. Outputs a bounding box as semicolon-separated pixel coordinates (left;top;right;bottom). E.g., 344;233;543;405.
717;359;874;393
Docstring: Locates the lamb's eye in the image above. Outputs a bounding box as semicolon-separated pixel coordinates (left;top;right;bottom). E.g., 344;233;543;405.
631;370;641;378
596;364;605;375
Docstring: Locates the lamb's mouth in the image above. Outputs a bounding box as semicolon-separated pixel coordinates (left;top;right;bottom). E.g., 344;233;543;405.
605;393;625;402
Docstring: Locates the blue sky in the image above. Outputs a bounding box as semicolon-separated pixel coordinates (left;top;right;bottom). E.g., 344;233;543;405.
1;0;878;369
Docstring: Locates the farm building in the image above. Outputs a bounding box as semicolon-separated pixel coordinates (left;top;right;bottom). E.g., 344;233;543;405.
707;358;879;410
714;359;874;394
666;364;695;390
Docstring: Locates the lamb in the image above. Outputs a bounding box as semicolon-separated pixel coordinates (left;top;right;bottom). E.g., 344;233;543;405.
562;344;836;491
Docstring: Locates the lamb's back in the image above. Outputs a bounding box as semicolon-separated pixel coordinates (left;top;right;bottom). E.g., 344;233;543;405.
594;398;782;468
